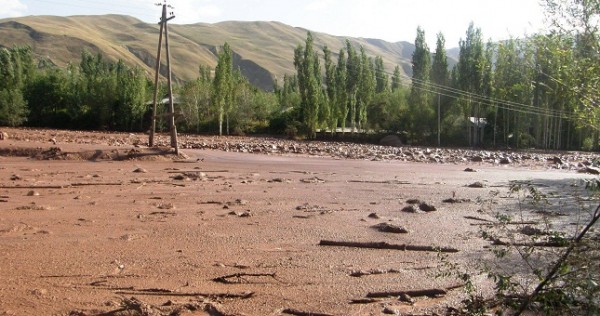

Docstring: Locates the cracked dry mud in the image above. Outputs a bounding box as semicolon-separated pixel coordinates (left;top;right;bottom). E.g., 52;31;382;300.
0;128;598;315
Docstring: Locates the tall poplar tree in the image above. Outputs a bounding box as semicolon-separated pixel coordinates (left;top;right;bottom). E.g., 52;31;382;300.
391;65;402;92
374;56;389;93
294;32;322;138
409;26;433;142
357;47;375;131
345;40;360;133
335;49;348;133
323;46;337;134
430;32;449;145
455;22;485;145
212;42;233;136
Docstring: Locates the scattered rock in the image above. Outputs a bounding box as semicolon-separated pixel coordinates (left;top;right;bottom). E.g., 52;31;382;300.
30;288;48;297
442;198;471;203
406;199;420;204
239;210;252;217
367;212;380;219
398;293;415;303
418;202;437;212
230;210;252;217
580;166;600;175
157;203;175;210
10;174;22;181
383;306;400;315
300;177;325;183
471;156;483;162
401;205;417;213
372;222;408;234
0;131;7;140
133;167;148;173
552;156;563;164
464;168;477;172
499;157;512;164
521;226;544;236
26;190;40;196
269;178;290;183
467;181;485;188
171;174;188;181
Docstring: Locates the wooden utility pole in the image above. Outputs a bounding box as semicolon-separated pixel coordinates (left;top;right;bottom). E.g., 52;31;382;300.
149;1;179;155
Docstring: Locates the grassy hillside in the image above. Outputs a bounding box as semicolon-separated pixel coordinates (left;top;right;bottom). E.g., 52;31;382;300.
0;15;417;90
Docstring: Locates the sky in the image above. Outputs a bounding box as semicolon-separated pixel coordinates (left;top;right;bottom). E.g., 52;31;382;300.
0;0;547;47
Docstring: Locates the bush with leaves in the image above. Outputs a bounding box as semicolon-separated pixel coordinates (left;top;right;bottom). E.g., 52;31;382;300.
439;181;600;315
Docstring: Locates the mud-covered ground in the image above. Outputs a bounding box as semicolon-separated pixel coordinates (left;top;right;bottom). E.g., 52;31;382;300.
0;128;598;316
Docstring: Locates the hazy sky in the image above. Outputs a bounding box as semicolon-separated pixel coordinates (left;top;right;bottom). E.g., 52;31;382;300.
1;0;547;47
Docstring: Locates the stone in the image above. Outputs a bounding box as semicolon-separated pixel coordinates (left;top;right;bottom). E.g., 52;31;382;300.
468;181;485;188
552;156;563;164
582;166;600;175
418;202;437;212
521;226;543;236
372;222;408;234
401;205;417;213
471;156;483;162
406;199;420;204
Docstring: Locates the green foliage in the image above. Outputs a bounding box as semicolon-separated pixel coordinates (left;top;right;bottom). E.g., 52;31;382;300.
357;46;375;131
212;42;234;136
408;27;433;143
391;66;402;92
178;66;213;133
293;32;323;138
439;182;600;314
374;56;388;94
335;49;348;132
0;88;28;126
0;46;33;126
1;5;598;147
322;46;336;133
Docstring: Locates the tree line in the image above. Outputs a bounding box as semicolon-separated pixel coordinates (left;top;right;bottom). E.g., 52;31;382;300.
285;17;599;150
0;0;597;150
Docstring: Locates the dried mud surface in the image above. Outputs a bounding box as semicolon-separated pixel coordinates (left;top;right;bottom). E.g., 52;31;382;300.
0;128;599;316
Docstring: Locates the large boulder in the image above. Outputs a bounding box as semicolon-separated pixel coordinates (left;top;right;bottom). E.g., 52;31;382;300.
379;135;403;147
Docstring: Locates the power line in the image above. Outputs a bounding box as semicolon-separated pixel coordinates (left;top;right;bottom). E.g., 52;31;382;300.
338;60;581;121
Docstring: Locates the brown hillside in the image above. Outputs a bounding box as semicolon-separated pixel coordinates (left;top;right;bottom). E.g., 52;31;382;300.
0;15;416;90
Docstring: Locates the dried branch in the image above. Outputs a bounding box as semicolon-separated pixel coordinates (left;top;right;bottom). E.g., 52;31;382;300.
281;308;334;316
349;269;401;277
212;272;277;284
114;289;254;299
319;240;459;253
366;288;447;298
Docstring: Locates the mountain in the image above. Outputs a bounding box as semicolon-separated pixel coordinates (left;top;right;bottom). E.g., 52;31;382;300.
0;15;421;90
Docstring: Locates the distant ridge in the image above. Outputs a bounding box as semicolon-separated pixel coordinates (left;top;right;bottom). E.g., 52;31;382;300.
0;14;436;90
